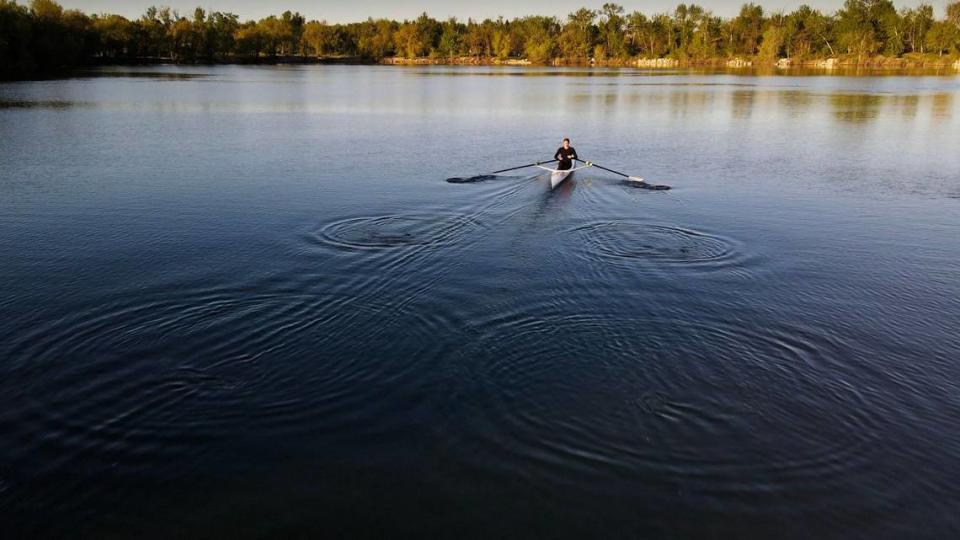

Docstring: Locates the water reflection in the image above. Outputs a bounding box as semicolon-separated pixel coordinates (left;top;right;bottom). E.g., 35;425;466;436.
74;70;209;80
892;94;920;118
407;66;959;78
732;90;756;119
823;92;956;123
1;66;956;126
932;93;954;118
830;94;884;122
0;99;94;109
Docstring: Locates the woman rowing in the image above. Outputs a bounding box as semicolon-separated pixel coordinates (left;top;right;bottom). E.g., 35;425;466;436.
554;138;578;171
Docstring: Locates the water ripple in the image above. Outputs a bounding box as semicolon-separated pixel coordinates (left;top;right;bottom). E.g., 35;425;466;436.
312;212;487;251
0;283;461;477
569;220;747;272
439;308;882;511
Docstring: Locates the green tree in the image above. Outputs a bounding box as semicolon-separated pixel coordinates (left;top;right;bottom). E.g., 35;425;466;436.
652;13;677;55
800;5;836;56
436;17;465;57
303;21;333;56
559;8;596;59
207;12;239;59
597;3;627;58
92;14;133;58
416;12;442;55
672;4;695;55
391;13;440;58
872;0;904;55
136;6;174;58
30;0;61;21
836;0;881;61
785;5;816;57
759;12;787;59
687;5;720;59
730;3;765;55
491;21;513;59
948;1;960;28
925;20;959;55
169;16;196;60
354;18;394;59
1;0;36;77
625;11;649;55
25;0;99;69
393;23;418;57
280;11;305;55
234;21;264;56
464;18;494;56
515;16;559;62
254;11;304;56
901;5;933;53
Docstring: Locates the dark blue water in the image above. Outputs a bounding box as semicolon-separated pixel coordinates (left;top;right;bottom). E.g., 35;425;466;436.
1;65;959;538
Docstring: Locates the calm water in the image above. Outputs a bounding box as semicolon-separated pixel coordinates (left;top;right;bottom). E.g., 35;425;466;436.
1;65;959;538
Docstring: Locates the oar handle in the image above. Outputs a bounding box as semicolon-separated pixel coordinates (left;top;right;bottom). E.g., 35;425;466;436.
491;159;557;175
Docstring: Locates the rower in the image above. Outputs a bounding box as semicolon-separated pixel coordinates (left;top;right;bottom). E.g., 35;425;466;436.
554;138;578;171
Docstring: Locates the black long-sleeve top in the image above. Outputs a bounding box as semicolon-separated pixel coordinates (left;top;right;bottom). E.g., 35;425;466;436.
554;146;578;170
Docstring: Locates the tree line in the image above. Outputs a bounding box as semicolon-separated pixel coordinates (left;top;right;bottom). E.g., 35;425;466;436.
3;0;959;78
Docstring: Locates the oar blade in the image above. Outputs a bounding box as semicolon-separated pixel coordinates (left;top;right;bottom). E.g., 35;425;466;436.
585;161;672;190
624;177;671;190
446;174;498;184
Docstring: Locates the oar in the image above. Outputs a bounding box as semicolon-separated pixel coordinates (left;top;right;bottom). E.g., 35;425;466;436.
491;159;557;175
446;159;559;183
576;159;645;182
576;159;670;190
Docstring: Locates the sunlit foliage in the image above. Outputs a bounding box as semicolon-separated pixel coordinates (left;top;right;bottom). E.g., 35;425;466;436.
2;0;959;79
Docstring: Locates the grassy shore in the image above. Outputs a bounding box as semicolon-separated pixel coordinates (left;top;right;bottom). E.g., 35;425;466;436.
380;54;960;71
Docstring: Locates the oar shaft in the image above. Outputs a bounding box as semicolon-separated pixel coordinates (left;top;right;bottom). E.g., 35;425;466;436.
577;159;630;178
491;159;557;175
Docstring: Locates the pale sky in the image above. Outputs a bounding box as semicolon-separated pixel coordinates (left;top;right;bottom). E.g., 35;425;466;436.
57;0;946;22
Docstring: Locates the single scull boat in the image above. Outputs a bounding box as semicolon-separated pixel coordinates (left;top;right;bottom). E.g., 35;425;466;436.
473;158;670;190
536;162;592;189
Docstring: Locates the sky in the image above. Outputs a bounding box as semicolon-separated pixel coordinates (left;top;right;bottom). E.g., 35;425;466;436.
57;0;945;22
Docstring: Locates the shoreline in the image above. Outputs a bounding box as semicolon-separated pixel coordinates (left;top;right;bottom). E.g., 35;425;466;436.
379;55;960;71
5;55;958;82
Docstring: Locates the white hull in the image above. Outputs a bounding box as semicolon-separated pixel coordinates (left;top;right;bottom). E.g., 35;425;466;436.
550;168;574;188
537;163;589;189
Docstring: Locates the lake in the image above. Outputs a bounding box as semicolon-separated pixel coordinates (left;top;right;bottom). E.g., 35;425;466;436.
1;65;959;538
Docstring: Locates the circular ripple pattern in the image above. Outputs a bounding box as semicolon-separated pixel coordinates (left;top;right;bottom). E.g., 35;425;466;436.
440;304;883;517
570;221;741;268
314;213;485;251
0;283;461;482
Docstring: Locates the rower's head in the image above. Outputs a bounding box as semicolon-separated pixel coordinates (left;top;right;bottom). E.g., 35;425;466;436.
562;138;570;149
